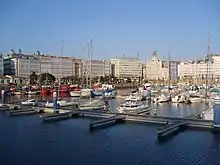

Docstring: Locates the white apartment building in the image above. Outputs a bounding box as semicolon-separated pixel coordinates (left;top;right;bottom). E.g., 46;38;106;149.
178;54;220;80
11;56;41;78
40;55;73;79
178;61;196;79
83;60;111;78
145;51;169;80
72;58;83;78
5;53;83;79
110;57;142;78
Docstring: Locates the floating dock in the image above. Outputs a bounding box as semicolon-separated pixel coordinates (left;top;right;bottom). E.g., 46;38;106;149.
157;122;188;138
42;111;79;122
10;107;44;116
89;115;125;130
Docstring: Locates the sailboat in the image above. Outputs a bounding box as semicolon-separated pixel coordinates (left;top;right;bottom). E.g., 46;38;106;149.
22;80;38;105
79;39;107;110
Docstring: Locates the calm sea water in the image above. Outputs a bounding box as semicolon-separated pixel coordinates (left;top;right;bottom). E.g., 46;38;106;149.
1;92;220;164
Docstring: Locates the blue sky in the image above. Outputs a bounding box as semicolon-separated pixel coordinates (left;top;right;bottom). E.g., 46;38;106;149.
0;0;219;61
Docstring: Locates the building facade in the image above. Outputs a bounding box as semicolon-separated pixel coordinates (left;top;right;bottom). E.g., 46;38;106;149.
145;51;165;80
5;53;41;78
169;61;179;80
40;55;73;79
110;57;142;78
0;57;4;76
82;60;111;78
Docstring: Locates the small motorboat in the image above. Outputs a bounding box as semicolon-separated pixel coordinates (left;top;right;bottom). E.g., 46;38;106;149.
81;89;91;97
79;99;106;110
21;99;37;106
153;94;170;103
171;95;186;103
70;91;81;97
189;96;204;103
118;98;148;113
25;91;39;95
45;100;78;108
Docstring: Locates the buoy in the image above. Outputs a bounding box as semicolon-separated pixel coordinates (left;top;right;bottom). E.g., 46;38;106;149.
1;90;6;105
53;92;58;111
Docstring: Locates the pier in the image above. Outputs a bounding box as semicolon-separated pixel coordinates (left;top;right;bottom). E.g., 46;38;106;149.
89;115;125;130
157;122;188;138
9;107;44;116
42;111;80;122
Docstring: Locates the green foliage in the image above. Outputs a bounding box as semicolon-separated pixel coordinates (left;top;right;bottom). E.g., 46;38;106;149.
30;72;38;85
39;73;56;83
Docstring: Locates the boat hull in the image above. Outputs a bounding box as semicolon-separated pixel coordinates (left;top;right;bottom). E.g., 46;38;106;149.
189;98;204;103
70;91;81;97
41;89;51;95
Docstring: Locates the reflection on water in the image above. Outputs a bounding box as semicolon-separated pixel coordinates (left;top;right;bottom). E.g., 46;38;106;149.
151;102;205;118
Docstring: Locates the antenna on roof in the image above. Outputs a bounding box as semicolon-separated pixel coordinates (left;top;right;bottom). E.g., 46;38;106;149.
181;47;184;62
137;51;139;59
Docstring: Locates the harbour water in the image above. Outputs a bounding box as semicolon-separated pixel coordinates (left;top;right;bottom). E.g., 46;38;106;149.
1;91;220;164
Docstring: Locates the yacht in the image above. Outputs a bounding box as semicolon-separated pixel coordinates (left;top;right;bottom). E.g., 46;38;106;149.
153;94;170;103
171;95;186;103
118;98;148;113
125;95;142;102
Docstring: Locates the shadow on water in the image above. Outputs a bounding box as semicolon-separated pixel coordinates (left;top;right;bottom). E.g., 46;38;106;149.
89;122;125;134
156;126;188;144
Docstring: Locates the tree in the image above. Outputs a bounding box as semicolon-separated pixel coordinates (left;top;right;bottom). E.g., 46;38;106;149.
30;72;38;85
39;73;56;84
100;76;104;83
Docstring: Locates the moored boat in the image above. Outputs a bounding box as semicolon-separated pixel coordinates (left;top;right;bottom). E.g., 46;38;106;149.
189;96;204;103
171;95;186;103
45;100;78;108
153;94;170;103
118;97;148;113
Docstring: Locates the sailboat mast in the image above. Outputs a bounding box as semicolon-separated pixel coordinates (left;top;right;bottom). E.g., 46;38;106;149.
89;39;92;90
168;51;171;87
58;40;64;98
205;31;211;103
89;39;93;103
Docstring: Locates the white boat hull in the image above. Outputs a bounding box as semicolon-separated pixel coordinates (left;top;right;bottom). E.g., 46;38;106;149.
70;91;81;97
189;97;204;103
45;101;78;108
26;91;39;95
118;104;148;113
81;89;91;97
171;96;185;103
153;95;170;103
21;99;36;106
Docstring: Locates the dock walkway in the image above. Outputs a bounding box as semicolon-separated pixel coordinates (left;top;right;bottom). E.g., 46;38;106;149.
157;122;188;138
89;115;125;130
